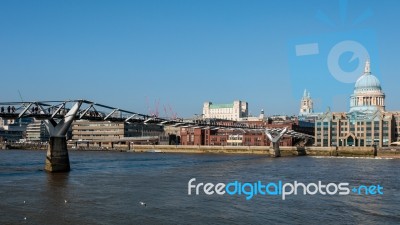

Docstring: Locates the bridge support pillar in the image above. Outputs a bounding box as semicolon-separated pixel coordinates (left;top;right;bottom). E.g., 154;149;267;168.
42;101;82;173
45;137;70;172
271;142;281;157
265;127;288;158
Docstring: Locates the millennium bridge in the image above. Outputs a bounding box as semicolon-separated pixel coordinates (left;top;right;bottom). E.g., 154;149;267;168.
0;100;313;172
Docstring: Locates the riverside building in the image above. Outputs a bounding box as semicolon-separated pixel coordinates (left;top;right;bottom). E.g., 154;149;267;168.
71;120;164;147
26;120;49;142
180;116;314;146
0;118;32;142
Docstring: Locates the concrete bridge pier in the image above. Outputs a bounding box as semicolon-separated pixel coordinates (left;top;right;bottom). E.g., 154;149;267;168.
265;127;288;158
45;137;70;172
271;142;281;157
43;101;82;172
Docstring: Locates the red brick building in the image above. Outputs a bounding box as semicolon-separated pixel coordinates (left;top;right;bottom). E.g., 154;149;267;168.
180;117;314;146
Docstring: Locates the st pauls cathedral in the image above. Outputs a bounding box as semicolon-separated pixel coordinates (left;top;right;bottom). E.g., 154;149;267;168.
306;60;400;147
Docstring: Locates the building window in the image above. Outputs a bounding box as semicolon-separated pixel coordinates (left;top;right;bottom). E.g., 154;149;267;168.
323;139;328;147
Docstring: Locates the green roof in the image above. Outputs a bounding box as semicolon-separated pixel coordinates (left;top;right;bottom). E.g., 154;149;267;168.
210;103;234;109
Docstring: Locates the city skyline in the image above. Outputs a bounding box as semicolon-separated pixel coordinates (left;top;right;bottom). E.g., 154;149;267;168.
1;0;400;117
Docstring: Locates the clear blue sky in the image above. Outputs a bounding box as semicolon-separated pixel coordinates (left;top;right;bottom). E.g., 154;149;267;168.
1;0;399;118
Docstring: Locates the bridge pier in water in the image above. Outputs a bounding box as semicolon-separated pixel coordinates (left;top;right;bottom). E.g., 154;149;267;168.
43;101;82;172
45;137;70;172
271;142;281;157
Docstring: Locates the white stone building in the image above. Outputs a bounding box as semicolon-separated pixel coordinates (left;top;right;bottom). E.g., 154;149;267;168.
202;100;248;121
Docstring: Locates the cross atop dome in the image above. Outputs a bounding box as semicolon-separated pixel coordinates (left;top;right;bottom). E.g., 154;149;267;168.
364;58;371;74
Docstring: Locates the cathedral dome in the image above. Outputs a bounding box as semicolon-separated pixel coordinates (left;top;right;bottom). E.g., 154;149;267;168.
349;59;385;113
354;74;381;92
354;60;381;93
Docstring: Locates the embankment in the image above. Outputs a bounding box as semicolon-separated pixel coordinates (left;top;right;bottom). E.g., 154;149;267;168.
132;145;400;158
132;145;306;156
2;143;399;158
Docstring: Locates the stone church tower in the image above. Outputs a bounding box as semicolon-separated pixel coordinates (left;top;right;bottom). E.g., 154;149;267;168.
299;89;314;116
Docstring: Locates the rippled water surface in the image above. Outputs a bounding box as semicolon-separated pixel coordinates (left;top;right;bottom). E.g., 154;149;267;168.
0;150;399;224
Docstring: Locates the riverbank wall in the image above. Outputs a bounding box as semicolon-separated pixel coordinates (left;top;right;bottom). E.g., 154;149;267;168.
131;145;400;157
131;145;306;156
2;143;399;157
1;142;47;150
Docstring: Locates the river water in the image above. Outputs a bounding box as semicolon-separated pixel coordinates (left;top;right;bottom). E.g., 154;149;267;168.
0;150;399;224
